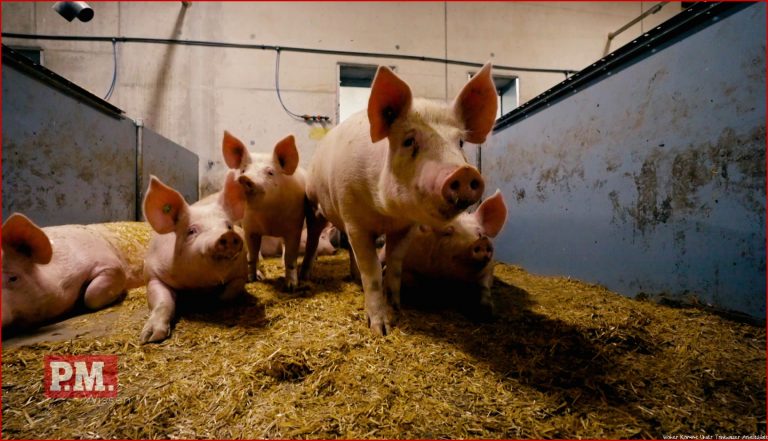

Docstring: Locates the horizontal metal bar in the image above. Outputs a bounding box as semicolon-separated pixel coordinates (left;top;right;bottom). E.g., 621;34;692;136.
608;2;666;41
1;32;579;76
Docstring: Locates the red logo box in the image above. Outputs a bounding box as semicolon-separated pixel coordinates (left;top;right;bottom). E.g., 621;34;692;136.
44;355;118;398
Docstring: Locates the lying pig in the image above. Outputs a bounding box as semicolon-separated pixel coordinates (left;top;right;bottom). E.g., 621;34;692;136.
140;171;247;343
222;131;306;290
2;213;150;332
301;63;497;335
259;226;338;258
396;190;507;317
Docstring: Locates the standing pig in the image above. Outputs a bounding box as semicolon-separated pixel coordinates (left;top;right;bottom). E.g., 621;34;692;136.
301;63;497;335
2;213;150;332
141;171;247;343
222;131;306;290
397;190;507;317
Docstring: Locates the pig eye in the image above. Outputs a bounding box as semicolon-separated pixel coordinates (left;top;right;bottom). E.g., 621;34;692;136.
225;221;233;230
459;140;465;149
266;168;275;177
402;137;415;148
187;226;199;237
8;275;18;283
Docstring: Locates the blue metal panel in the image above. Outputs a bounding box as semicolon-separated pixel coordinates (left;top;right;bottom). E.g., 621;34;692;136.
141;128;199;206
483;3;765;318
2;46;200;226
2;64;137;226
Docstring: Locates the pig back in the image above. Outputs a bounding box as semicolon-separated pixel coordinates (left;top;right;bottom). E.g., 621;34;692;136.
89;222;153;289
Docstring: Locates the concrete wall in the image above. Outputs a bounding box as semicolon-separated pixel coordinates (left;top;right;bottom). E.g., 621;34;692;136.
482;3;766;318
2;2;681;195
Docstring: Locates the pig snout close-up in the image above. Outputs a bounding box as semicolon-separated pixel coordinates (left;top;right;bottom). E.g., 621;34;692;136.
1;213;149;334
140;171;248;344
222;131;307;291
301;62;498;336
400;190;508;318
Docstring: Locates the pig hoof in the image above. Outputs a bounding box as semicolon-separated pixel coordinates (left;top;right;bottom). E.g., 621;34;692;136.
249;270;266;283
140;321;171;344
366;313;393;337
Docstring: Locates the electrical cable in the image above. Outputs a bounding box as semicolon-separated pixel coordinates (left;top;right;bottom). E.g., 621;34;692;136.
103;38;117;101
274;49;307;121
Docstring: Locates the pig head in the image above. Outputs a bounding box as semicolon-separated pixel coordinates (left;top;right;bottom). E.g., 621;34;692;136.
140;171;247;343
301;63;498;336
401;190;508;316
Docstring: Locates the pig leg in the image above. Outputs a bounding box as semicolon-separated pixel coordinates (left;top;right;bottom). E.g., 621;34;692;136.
219;276;247;301
478;272;496;318
282;232;301;291
299;201;328;281
82;267;127;310
347;228;392;336
382;228;414;312
140;279;177;344
246;233;264;282
348;250;361;285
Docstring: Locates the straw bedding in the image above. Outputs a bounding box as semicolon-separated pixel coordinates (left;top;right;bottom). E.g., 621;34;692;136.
2;249;765;439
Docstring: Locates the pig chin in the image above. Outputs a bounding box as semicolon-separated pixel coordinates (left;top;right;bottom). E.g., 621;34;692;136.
210;248;241;261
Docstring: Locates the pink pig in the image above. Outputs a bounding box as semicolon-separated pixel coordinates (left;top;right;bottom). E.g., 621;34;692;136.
140;171;247;343
301;63;498;336
222;131;306;291
398;190;508;316
260;226;338;258
2;213;149;332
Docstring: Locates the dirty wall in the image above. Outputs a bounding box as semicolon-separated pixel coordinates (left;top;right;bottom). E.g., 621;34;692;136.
482;3;766;318
2;48;198;227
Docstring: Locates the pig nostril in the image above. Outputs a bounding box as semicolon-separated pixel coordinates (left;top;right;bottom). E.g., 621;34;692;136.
470;179;480;190
450;180;460;191
474;246;481;253
218;238;227;247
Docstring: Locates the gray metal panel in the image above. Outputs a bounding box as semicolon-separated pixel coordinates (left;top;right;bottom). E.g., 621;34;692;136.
483;4;765;317
2;64;137;226
141;127;199;207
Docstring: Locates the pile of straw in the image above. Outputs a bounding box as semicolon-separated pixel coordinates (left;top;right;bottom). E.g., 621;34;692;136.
2;251;765;439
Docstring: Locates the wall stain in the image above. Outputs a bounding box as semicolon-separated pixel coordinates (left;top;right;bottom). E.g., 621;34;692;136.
622;126;766;234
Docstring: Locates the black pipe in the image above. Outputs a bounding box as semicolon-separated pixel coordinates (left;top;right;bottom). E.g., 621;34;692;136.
1;32;579;76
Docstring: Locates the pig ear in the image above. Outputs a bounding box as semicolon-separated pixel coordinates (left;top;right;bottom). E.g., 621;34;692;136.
222;130;251;169
143;175;189;234
453;63;498;144
273;135;299;176
219;170;246;221
476;190;507;238
1;213;53;264
368;66;413;143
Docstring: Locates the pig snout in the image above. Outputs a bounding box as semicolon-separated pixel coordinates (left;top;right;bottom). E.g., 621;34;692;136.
212;231;243;260
441;165;485;212
470;236;493;268
237;175;265;197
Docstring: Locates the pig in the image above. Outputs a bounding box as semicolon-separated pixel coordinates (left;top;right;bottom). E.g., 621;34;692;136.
2;213;150;332
221;131;306;291
395;190;507;317
301;63;498;336
259;227;338;258
140;171;247;343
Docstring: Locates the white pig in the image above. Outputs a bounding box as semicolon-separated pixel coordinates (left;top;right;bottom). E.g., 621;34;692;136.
222;131;306;291
140;171;247;343
301;63;498;335
397;190;507;316
2;213;150;332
